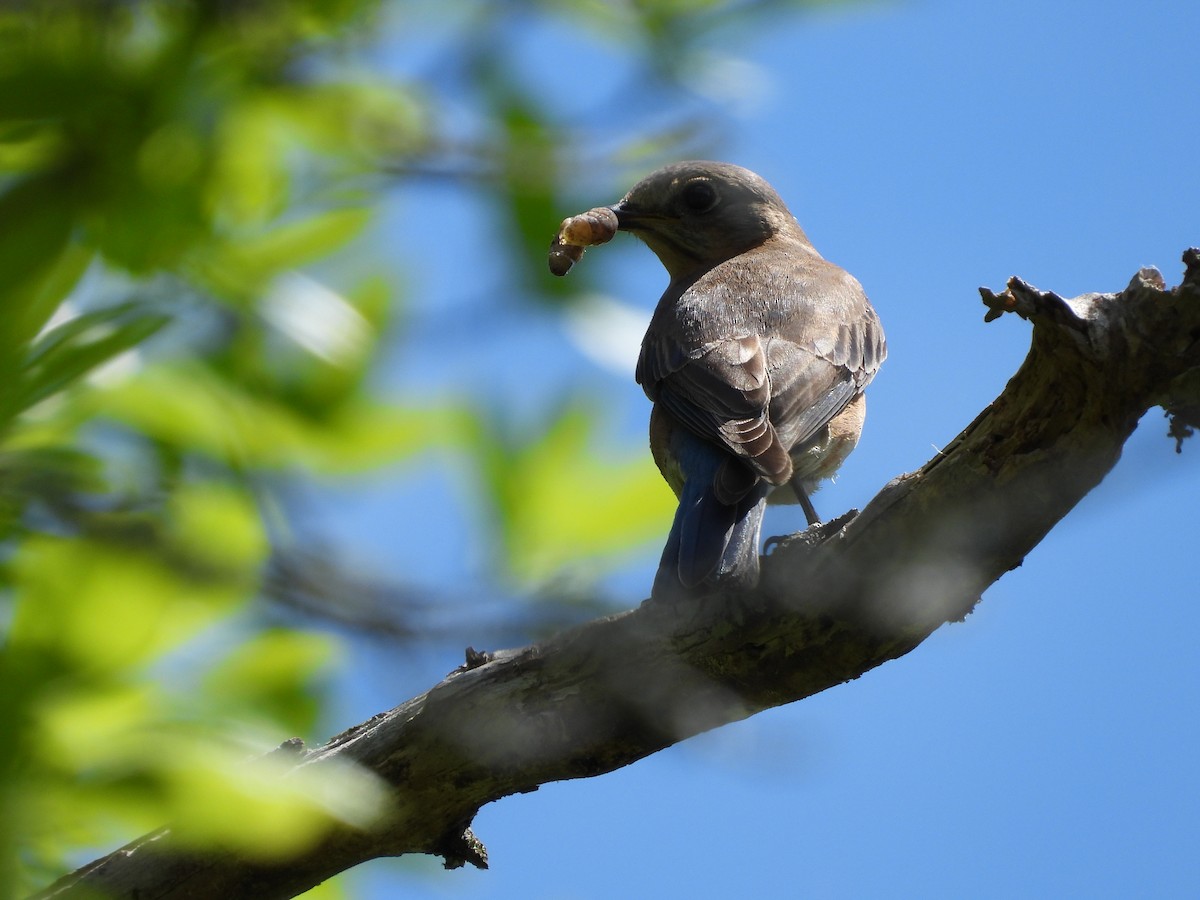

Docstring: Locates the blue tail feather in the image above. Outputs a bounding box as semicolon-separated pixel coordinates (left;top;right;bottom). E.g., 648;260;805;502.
652;433;769;599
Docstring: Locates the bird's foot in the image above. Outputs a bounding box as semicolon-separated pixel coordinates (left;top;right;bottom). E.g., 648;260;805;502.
763;509;858;555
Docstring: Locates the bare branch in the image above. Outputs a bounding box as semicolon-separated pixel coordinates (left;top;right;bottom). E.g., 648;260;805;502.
36;251;1200;900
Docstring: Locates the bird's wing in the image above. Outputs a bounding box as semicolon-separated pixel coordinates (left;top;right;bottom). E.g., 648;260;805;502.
764;304;884;452
636;266;884;487
757;264;886;453
804;297;887;385
765;345;861;455
640;330;794;484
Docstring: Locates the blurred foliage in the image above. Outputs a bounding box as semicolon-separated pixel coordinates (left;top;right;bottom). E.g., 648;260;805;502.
0;0;826;895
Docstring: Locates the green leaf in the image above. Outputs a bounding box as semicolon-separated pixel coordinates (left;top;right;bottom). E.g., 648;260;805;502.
34;683;163;771
246;208;372;272
9;535;253;675
203;629;338;732
165;482;269;577
0;175;75;300
16;304;169;415
163;740;386;859
85;363;460;472
470;404;675;581
0;175;80;375
197;208;372;300
208;96;292;227
0;242;92;354
276;82;429;162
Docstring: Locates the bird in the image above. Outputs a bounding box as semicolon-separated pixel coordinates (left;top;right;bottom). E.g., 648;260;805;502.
606;161;885;599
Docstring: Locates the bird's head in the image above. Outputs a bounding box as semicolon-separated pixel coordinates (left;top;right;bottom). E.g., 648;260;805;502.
608;161;809;281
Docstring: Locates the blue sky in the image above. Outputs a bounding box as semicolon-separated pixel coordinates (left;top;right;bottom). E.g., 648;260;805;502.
329;1;1198;897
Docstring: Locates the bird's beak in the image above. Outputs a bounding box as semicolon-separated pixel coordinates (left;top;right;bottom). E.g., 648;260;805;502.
608;202;640;231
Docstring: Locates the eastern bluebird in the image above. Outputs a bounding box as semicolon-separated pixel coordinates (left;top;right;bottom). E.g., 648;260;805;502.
607;161;886;598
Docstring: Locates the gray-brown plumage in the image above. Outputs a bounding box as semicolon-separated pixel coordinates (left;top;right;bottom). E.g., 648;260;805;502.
608;161;885;598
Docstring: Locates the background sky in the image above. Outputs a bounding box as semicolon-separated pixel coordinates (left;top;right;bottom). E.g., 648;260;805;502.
320;1;1198;897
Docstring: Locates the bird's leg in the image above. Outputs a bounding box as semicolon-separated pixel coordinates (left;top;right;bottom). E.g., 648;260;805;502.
789;475;822;526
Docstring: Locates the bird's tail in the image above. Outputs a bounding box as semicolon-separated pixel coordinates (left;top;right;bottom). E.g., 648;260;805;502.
652;442;769;600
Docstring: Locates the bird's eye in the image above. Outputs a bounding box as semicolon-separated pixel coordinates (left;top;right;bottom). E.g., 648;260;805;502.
681;180;718;212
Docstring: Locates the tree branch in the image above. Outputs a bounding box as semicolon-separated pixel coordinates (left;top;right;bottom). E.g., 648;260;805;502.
36;251;1200;900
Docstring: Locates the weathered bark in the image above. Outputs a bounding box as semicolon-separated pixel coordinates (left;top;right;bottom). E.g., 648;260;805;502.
35;251;1200;900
